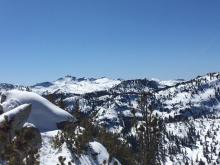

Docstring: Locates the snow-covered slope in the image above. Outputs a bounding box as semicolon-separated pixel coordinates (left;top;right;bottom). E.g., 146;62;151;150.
165;118;220;164
31;76;121;95
59;72;220;164
1;90;76;131
40;131;121;165
110;79;160;94
155;72;220;119
1;73;220;164
152;78;185;88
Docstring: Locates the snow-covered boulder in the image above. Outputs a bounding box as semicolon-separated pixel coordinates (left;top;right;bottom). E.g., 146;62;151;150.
0;104;31;134
1;90;76;132
0;104;31;150
0;104;3;114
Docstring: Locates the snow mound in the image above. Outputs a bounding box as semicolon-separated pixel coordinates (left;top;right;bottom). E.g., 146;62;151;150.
1;90;76;132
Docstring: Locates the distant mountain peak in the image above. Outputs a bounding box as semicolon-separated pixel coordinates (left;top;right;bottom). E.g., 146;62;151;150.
31;76;121;95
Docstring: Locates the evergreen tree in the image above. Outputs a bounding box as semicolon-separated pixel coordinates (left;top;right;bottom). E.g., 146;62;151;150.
136;92;163;165
0;119;41;165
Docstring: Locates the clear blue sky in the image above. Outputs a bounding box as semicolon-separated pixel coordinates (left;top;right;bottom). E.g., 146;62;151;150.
0;0;220;85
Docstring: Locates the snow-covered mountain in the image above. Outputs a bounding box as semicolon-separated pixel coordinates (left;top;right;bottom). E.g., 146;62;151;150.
1;72;220;164
31;75;121;95
155;72;220;119
58;72;220;164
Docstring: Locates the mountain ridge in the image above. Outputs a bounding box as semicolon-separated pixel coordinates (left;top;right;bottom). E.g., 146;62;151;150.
1;72;220;164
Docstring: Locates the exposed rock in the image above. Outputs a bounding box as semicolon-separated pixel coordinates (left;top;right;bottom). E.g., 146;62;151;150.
0;104;32;151
0;104;31;136
0;94;6;104
0;105;3;115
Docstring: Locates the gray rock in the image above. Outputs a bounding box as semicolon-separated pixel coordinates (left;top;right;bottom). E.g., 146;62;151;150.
0;104;32;150
0;94;6;104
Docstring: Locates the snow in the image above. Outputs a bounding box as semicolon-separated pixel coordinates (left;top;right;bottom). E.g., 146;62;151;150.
23;122;36;128
96;107;119;122
122;110;133;117
32;76;121;95
0;104;31;134
155;73;220;119
95;107;123;133
1;72;220;164
192;88;215;102
40;130;73;165
89;141;109;164
165;119;220;164
39;131;113;165
164;92;191;105
1;90;76;132
0;104;31;123
152;78;184;87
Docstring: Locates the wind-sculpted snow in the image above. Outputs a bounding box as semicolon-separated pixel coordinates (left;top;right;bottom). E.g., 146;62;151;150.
1;90;76;132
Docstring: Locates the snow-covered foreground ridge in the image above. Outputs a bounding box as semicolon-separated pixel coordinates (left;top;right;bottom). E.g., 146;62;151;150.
1;90;76;131
0;90;117;165
40;131;120;165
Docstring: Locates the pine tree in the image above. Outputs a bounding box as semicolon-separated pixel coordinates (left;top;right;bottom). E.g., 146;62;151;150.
0;124;41;165
136;92;163;165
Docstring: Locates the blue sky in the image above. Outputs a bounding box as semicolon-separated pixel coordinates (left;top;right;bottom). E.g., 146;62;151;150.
0;0;220;85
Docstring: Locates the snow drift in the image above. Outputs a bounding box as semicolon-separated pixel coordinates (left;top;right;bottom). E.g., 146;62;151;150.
1;90;76;132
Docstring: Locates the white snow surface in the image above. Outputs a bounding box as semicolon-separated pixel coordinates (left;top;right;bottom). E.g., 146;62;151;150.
40;130;73;165
1;90;76;132
88;141;110;164
32;76;121;95
152;78;184;87
0;104;31;123
165;119;220;165
40;131;114;165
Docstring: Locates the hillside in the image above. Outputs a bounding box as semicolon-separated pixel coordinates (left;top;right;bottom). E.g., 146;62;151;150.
0;72;220;164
